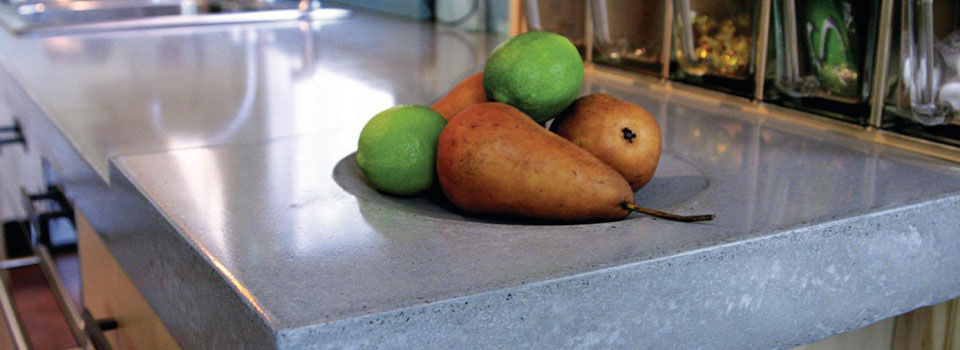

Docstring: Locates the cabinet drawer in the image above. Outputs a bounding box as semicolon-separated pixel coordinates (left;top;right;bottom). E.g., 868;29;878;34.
77;210;179;350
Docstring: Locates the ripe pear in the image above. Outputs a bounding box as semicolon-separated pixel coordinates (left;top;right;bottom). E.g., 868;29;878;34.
430;72;488;121
436;102;634;222
551;93;662;190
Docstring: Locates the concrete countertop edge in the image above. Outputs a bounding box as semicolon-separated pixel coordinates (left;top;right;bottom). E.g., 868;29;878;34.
7;57;960;347
0;61;114;183
268;194;960;348
107;156;284;325
2;15;959;347
106;134;960;347
91;160;280;347
2;61;282;347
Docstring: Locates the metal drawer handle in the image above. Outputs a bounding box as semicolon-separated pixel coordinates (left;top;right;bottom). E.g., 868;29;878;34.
0;119;26;150
20;185;75;250
82;308;116;350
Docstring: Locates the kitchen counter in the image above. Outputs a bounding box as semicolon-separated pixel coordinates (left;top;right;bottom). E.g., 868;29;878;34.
1;8;960;349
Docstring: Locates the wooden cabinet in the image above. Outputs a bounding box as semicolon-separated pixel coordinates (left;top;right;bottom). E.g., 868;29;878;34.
796;298;960;350
795;318;895;350
77;211;179;349
892;299;960;350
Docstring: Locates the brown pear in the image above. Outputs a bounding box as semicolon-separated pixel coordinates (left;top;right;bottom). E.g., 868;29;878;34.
436;102;635;222
551;93;662;190
430;72;488;121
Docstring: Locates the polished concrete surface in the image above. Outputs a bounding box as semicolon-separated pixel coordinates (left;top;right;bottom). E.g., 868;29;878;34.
0;11;499;180
109;71;960;348
1;6;960;349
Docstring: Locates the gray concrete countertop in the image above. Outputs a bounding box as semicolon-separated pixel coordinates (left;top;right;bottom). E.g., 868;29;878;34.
2;8;960;350
0;10;499;180
109;77;960;349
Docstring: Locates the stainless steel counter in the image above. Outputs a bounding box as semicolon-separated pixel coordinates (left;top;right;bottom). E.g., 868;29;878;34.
1;9;960;349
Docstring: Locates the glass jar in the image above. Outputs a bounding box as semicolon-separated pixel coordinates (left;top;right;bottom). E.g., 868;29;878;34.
765;0;879;125
882;0;960;147
523;0;587;58
672;0;762;97
590;0;668;77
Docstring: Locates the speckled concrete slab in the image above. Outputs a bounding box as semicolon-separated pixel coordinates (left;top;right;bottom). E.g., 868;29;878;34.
5;6;959;348
109;76;960;348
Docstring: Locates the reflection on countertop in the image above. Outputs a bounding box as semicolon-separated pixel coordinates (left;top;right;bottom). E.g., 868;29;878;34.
0;0;351;36
0;10;501;180
110;71;960;345
2;8;960;349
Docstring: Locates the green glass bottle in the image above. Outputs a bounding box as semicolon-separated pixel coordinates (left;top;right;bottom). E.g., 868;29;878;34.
803;0;861;99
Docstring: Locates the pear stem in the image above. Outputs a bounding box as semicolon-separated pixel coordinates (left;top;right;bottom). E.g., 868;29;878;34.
621;202;714;222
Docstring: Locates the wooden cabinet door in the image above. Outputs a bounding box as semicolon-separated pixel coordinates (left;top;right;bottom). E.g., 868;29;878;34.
893;299;960;350
77;210;180;350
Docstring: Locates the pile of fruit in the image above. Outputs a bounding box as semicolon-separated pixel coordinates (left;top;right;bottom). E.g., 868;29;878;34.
356;31;713;223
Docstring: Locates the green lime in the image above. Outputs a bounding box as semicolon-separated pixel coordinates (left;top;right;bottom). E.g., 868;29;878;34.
356;105;447;196
483;31;584;123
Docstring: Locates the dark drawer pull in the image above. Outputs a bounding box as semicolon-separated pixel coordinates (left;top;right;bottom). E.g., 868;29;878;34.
0;120;25;148
82;308;115;350
20;185;75;249
96;317;118;332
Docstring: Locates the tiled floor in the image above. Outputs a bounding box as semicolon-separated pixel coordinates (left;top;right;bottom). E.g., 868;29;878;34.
6;252;82;349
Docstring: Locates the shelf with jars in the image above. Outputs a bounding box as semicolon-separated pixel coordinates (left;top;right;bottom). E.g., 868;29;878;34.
513;0;960;163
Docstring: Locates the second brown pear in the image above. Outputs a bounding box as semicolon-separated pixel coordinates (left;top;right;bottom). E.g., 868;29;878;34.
430;72;488;121
551;93;662;190
436;102;635;222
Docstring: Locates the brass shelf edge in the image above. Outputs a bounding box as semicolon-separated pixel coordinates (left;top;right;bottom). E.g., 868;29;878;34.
868;0;896;128
753;0;772;102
